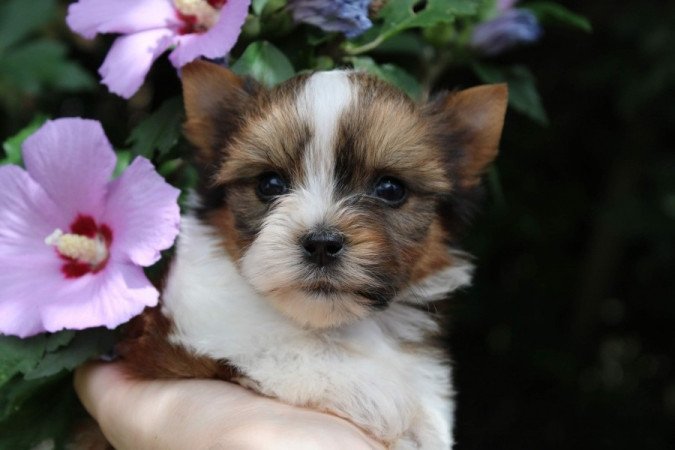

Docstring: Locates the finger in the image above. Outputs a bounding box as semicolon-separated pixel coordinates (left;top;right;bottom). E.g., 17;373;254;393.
74;362;131;420
74;362;254;449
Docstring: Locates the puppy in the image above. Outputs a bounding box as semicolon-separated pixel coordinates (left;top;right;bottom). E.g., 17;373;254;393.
119;60;507;449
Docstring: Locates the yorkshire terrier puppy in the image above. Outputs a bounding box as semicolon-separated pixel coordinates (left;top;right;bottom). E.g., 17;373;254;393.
120;60;507;449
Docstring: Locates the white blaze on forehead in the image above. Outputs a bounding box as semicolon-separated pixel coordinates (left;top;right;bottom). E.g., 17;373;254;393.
241;72;356;306
295;71;354;226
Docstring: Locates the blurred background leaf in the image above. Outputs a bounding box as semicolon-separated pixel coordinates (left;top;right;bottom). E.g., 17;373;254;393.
24;328;115;380
127;96;184;161
525;1;592;32
1;115;48;165
473;62;549;125
0;40;95;96
349;56;424;101
232;41;295;87
0;0;56;53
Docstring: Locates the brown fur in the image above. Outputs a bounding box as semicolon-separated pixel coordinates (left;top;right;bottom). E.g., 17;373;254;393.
83;61;507;450
117;306;238;380
407;220;455;284
425;84;508;189
184;62;505;311
182;61;251;168
202;205;246;262
121;60;506;374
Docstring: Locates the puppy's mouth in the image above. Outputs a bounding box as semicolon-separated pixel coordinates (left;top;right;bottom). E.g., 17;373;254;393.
300;283;394;308
301;282;341;296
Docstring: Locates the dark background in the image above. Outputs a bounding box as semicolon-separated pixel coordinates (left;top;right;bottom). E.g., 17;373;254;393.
451;1;675;449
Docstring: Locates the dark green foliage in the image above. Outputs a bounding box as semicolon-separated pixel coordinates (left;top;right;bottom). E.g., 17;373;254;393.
473;63;548;125
525;1;592;32
0;373;81;450
0;328;115;386
232;41;296;86
1;116;48;166
0;0;94;111
127;97;185;159
348;56;423;100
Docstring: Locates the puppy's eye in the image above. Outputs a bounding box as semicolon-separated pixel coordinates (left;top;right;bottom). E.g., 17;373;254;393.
373;177;406;205
257;172;289;200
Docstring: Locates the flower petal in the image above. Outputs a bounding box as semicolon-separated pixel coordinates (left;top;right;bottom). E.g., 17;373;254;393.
168;0;250;67
66;0;179;39
103;157;180;267
22;119;116;220
0;165;68;260
471;9;542;56
99;29;175;98
0;257;67;337
39;263;159;333
0;297;43;337
288;0;372;38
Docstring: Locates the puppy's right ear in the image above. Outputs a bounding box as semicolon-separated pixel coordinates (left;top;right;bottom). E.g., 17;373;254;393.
181;60;258;168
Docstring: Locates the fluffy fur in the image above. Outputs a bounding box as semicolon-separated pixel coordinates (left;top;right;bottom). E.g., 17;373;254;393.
119;61;507;449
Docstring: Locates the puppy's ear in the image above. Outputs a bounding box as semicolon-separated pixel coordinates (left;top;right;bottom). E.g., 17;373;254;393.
429;84;508;188
181;60;258;168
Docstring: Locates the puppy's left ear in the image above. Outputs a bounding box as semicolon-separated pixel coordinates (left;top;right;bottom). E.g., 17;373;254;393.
429;84;508;188
181;60;260;169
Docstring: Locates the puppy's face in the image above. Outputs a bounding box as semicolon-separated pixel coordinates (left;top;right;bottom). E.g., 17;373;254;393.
182;62;507;328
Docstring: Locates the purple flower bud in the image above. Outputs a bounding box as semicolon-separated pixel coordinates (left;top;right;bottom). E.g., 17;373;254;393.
288;0;372;38
471;9;542;56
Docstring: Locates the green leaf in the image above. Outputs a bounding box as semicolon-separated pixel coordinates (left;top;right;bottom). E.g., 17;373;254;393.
232;41;295;87
114;149;133;177
525;2;592;32
0;40;95;95
0;375;48;422
0;335;47;388
0;0;56;53
253;0;287;16
0;373;77;448
348;0;478;53
159;158;184;178
2;115;48;165
0;331;76;388
44;331;76;353
24;328;116;380
472;63;549;125
127;97;184;159
241;15;262;39
380;0;476;33
374;32;427;55
253;0;288;16
349;57;424;101
252;0;270;15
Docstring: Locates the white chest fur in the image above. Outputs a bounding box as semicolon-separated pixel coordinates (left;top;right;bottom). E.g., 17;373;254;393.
163;216;469;448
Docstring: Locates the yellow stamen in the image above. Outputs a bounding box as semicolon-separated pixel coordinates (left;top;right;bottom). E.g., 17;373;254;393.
45;229;108;266
174;0;220;29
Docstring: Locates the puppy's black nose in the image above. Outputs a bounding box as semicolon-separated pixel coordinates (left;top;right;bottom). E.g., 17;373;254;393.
301;230;345;267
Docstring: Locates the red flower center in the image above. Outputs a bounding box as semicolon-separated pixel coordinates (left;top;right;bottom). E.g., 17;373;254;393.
47;215;113;279
174;0;228;35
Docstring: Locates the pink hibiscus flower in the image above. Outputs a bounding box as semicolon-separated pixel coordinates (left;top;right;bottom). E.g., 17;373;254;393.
66;0;251;98
0;118;180;337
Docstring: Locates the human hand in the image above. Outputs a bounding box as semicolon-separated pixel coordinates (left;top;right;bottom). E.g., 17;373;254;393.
74;362;385;450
